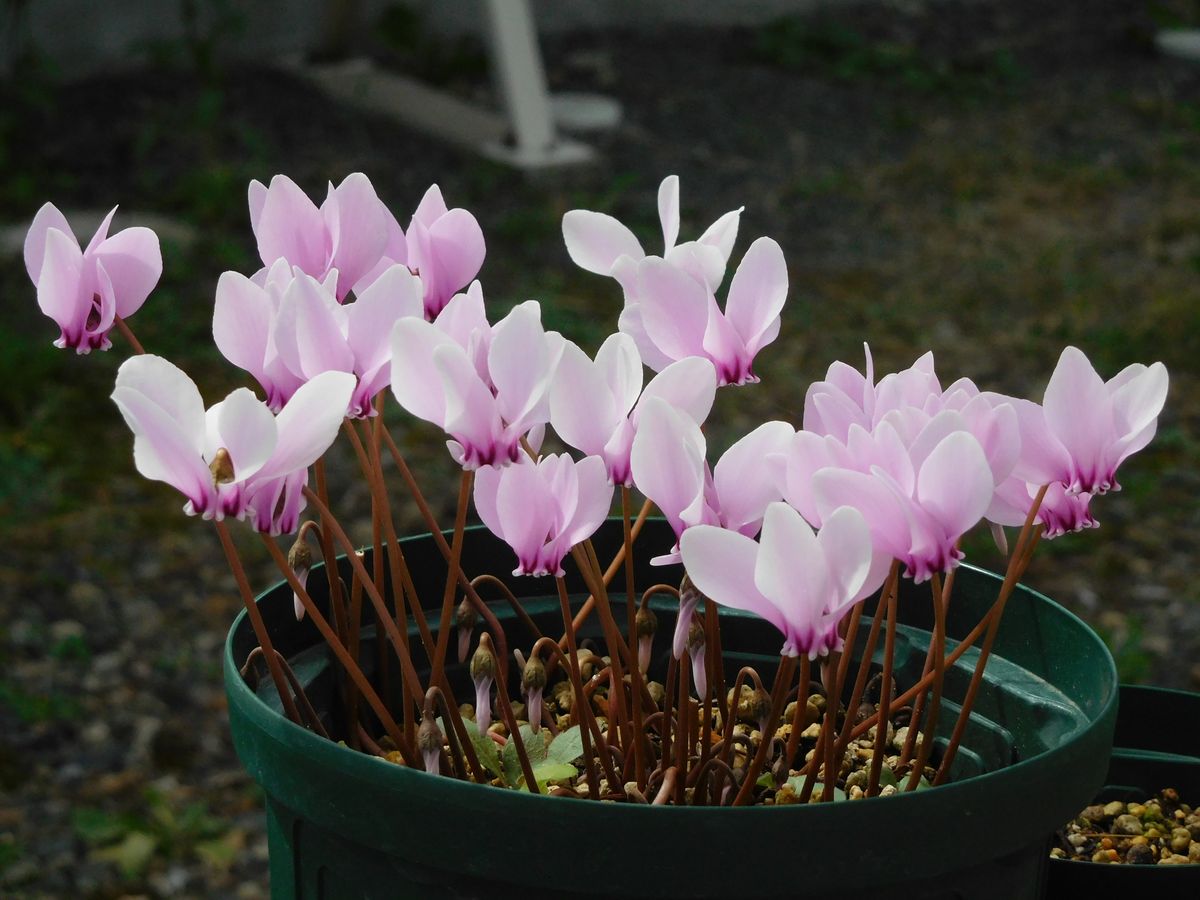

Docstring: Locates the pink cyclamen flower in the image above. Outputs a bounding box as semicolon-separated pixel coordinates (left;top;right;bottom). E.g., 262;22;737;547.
562;175;742;294
811;427;996;583
550;333;717;485
390;300;563;469
681;503;877;659
998;347;1168;496
111;354;353;530
216;262;423;417
473;454;613;577
630;398;792;565
990;478;1098;540
248;173;391;301
405;184;486;319
24;203;162;353
620;237;788;386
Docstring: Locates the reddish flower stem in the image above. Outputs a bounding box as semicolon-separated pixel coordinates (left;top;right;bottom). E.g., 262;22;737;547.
867;573;900;796
215;520;301;724
113;314;144;354
732;655;796;805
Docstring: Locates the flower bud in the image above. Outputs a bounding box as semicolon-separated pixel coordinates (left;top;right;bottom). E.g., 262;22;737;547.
287;534;313;621
673;576;702;660
522;655;547;733
417;713;443;775
470;641;496;733
686;614;707;700
209;447;235;485
635;606;657;675
456;598;478;664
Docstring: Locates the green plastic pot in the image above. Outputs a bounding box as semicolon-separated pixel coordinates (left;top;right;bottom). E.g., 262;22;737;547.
224;519;1117;899
1047;684;1200;891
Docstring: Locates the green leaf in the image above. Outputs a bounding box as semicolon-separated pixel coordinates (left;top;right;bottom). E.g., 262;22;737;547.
913;775;933;791
446;718;504;779
804;781;847;802
92;831;158;878
756;772;776;789
525;761;577;792
72;808;132;846
500;724;551;788
545;725;584;765
877;766;898;788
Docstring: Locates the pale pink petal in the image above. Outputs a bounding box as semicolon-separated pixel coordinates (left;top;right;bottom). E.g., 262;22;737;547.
247;180;268;232
999;395;1071;487
713;421;793;534
427;208;485;301
812;467;912;563
636;257;710;362
562;210;644;275
254;175;328;275
488;301;551;429
472;464;505;540
559;455;614;549
435;345;505;467
723;237;788;355
915;431;993;539
629;398;706;535
595;332;643;417
657;175;680;251
1109;362;1168;443
36;227;87;334
664;241;726;293
93;226;162;317
1043;346;1110;488
754;502;828;629
776;430;841;526
906;409;969;473
211;388;277;481
273;275;353;379
390;318;454;426
680;525;787;636
83;207;117;256
324;173;390;296
114;354;206;451
24;202;77;283
550;341;620;457
411;183;449;226
815;505;873;607
697;207;743;265
112;386;215;514
635;356;717;427
213;272;275;393
257;371;355;480
617;303;674;372
496;459;552;572
346;265;424;378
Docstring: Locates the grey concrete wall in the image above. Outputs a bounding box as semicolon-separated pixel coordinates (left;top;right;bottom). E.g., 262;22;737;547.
6;0;881;79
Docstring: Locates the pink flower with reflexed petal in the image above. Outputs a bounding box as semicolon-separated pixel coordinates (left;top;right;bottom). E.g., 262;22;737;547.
619;236;788;386
994;347;1168;496
405;185;486;319
630;398;791;564
550;333;717;486
248;173;391;301
990;478;1097;540
24;203;162;353
390;300;563;469
811;429;996;583
474;454;613;577
111;355;353;531
681;503;878;659
217;263;423;417
562;175;742;293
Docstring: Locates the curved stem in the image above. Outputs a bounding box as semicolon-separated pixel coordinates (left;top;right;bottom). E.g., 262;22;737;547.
113;314;144;354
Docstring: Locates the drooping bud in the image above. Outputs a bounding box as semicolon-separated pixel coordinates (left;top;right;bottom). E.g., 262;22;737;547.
470;640;496;734
522;654;547;733
417;712;443;775
635;606;657;675
287;533;313;621
686;614;707;701
749;687;772;738
456;598;478;664
209;447;235;485
673;576;701;659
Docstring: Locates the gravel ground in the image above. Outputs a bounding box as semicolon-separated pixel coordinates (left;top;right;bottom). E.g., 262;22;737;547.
2;1;1199;895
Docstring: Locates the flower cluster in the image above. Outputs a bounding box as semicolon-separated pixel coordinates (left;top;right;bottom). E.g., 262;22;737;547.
25;174;1169;663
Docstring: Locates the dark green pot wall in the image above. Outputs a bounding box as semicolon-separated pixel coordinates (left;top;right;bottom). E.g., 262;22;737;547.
224;519;1118;899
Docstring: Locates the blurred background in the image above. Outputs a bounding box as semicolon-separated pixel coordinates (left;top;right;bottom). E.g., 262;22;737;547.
2;0;1199;895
